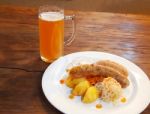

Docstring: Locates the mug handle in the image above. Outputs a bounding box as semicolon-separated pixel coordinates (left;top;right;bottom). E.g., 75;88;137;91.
64;15;76;46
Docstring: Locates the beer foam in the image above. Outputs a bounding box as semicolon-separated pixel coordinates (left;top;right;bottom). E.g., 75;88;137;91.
39;12;64;21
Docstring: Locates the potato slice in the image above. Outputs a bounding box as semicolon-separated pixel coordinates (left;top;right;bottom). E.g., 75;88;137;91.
65;76;74;88
66;76;86;88
82;86;99;103
72;81;90;96
72;78;86;87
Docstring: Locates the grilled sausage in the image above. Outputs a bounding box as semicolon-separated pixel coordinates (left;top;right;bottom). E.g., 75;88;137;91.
95;60;128;77
69;64;129;88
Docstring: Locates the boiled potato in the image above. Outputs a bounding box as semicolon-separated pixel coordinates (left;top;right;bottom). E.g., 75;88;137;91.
72;81;90;96
71;78;86;87
82;86;99;103
65;76;74;88
66;76;86;88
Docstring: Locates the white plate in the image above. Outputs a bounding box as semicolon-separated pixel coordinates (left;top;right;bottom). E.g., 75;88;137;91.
42;51;150;114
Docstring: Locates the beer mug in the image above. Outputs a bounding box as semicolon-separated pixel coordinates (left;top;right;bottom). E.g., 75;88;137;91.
39;5;75;63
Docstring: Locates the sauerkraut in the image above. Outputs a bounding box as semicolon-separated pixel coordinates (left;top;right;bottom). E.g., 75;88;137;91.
95;77;122;102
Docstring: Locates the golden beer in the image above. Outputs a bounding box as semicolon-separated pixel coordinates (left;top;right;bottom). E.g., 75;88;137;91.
39;12;64;62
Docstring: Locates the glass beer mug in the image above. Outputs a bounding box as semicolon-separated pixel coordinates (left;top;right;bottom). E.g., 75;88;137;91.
39;5;75;63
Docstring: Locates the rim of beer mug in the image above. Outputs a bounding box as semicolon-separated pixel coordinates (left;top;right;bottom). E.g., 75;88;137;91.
38;5;76;47
39;5;64;16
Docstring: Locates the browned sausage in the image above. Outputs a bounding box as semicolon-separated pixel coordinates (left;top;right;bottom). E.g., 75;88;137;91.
69;64;129;88
95;60;128;77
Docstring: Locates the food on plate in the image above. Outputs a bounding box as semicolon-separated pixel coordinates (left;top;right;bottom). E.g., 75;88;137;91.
65;76;86;88
69;94;75;99
95;77;122;102
96;104;102;109
60;79;65;84
64;59;129;104
86;75;104;85
72;80;90;96
95;60;128;77
120;97;127;103
82;86;99;103
69;64;129;88
65;76;74;88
